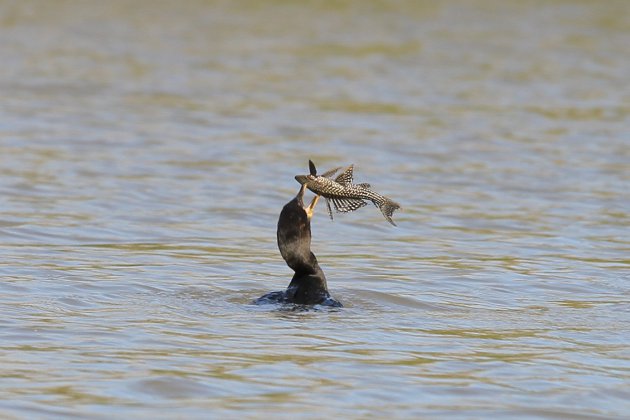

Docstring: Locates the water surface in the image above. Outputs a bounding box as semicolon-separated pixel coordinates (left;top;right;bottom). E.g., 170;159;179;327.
1;1;629;418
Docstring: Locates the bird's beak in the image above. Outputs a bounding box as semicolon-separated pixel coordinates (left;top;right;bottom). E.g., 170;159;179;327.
305;195;320;220
295;175;308;185
295;183;318;219
298;183;307;197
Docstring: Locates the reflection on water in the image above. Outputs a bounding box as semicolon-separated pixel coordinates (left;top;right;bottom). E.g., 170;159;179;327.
1;0;629;418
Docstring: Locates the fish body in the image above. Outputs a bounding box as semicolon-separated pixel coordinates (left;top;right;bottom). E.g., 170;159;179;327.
295;160;401;226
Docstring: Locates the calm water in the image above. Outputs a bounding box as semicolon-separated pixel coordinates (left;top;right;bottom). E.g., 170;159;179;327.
1;1;629;418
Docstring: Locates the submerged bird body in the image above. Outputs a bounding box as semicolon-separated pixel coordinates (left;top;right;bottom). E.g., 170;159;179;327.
295;160;401;226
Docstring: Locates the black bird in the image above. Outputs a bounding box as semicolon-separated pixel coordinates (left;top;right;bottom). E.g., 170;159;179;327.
254;183;341;307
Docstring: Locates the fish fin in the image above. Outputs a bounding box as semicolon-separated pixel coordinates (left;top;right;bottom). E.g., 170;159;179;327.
357;183;371;189
321;166;342;178
309;160;317;176
325;198;334;220
334;165;354;186
378;197;401;226
331;198;343;212
332;198;367;213
346;199;368;212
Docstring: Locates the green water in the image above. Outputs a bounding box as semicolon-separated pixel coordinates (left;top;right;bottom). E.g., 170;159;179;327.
1;1;629;418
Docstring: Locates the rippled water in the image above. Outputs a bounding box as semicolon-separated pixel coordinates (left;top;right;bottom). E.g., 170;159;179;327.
1;0;629;418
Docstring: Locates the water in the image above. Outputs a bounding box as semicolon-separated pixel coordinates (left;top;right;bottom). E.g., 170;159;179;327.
1;0;629;418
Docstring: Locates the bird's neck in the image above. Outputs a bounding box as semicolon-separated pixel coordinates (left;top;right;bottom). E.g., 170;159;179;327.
286;256;330;303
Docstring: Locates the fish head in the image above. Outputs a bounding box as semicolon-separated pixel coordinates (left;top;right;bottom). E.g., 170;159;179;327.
295;174;316;185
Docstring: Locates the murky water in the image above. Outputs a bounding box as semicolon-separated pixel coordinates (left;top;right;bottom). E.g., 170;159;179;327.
1;0;629;418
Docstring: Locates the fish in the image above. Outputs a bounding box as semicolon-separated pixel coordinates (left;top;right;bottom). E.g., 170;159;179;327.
295;160;401;226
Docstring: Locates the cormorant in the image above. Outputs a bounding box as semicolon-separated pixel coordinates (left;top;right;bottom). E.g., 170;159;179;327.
254;183;341;307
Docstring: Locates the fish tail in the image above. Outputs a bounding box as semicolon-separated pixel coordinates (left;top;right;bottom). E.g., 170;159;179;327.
377;197;401;226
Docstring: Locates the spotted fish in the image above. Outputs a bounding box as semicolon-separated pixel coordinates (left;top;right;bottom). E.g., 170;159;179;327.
295;160;401;226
